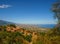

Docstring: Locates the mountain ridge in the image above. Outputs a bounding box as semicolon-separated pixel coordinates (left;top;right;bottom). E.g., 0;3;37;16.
0;20;14;25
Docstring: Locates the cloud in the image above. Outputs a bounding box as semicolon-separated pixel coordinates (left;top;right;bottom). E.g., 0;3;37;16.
0;4;12;8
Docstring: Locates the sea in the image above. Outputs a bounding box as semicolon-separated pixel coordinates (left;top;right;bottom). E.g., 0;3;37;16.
36;24;56;28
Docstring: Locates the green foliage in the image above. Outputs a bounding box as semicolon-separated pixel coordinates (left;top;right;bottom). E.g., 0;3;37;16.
0;25;6;31
52;0;60;30
0;31;24;44
36;41;43;44
40;32;46;36
0;24;60;44
8;24;16;28
24;35;32;42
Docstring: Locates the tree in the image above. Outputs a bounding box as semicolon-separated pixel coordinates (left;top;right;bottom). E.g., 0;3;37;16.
52;0;60;23
52;0;60;29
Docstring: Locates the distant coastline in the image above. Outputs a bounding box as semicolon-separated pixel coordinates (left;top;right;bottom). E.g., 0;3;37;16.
36;24;56;28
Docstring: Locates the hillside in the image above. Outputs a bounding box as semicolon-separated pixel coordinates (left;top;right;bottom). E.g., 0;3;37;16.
0;24;60;44
0;20;14;25
0;20;60;44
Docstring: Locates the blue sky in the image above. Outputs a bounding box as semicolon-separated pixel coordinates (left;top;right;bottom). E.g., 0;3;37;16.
0;0;57;24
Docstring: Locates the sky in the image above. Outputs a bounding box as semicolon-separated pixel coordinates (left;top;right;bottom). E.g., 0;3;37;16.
0;0;57;24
